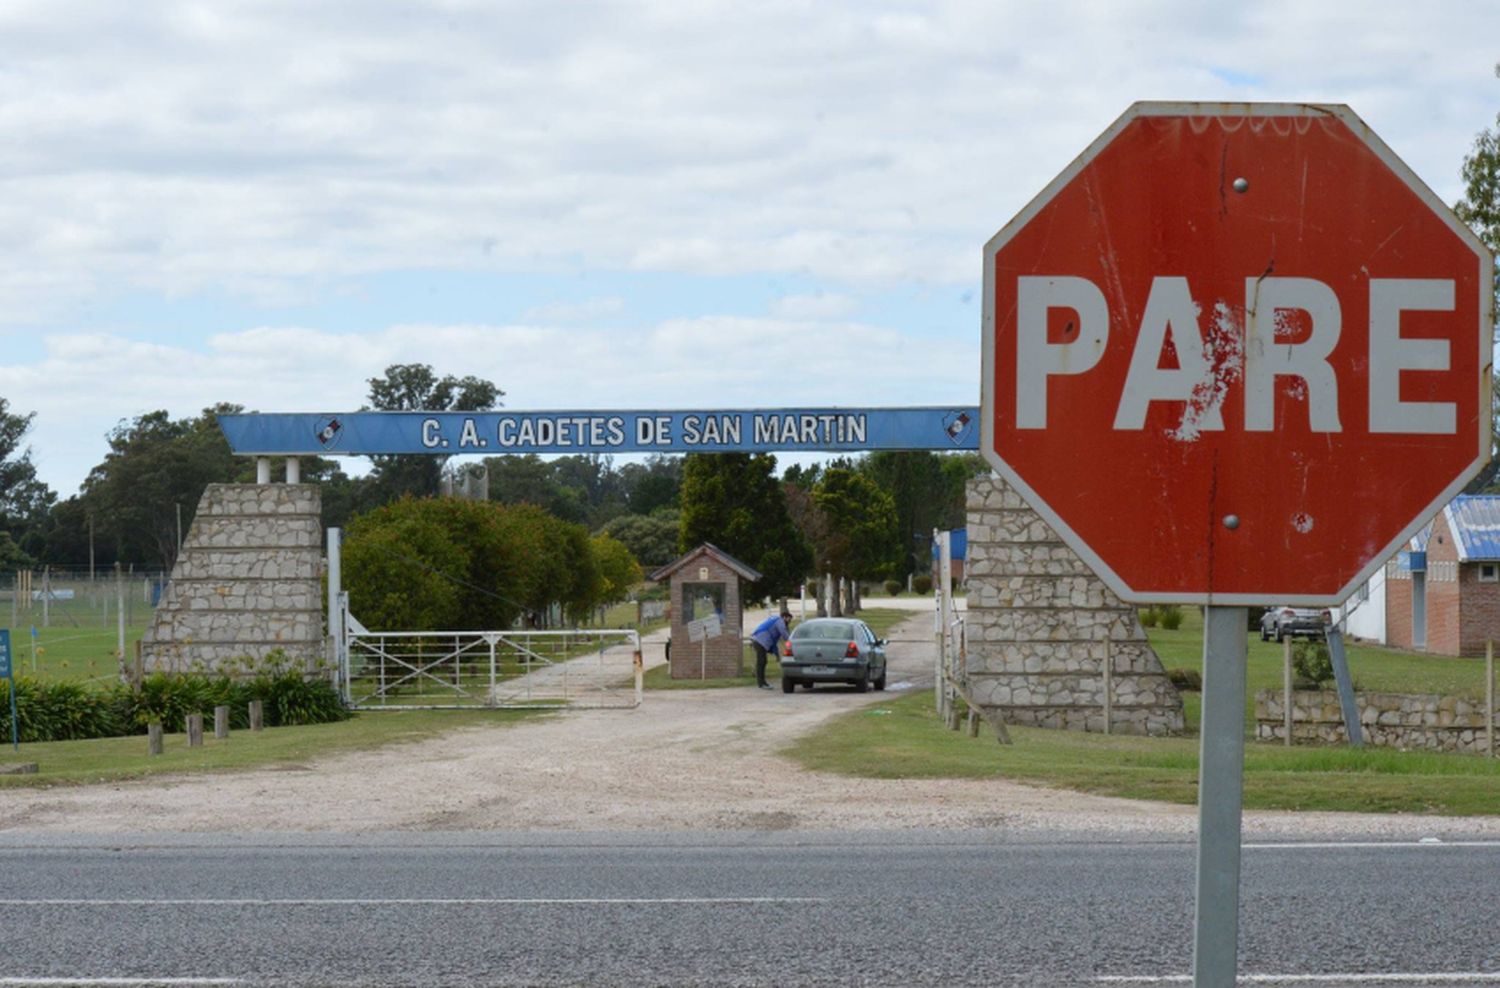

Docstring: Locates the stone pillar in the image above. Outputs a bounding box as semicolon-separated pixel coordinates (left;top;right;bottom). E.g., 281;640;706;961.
140;484;324;673
964;475;1184;736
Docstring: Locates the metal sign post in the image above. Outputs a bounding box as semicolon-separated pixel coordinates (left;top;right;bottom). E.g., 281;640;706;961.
1192;607;1247;986
1;629;16;752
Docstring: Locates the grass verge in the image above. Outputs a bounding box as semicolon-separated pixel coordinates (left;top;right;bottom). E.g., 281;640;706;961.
783;689;1500;815
0;708;541;788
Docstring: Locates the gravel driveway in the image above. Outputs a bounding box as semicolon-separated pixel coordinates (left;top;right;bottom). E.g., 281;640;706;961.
2;612;1497;840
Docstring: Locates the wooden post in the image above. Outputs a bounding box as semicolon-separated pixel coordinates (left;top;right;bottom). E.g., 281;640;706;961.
946;703;960;731
214;705;229;740
1283;634;1293;747
966;708;980;738
186;713;204;747
1488;640;1495;759
147;722;163;756
249;700;264;732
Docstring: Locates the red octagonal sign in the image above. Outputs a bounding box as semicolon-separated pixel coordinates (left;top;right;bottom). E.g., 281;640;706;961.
982;103;1493;605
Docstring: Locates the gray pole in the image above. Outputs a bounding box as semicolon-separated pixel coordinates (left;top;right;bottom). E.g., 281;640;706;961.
1325;625;1363;747
115;562;125;679
327;528;343;694
1282;635;1293;747
1192;605;1247;988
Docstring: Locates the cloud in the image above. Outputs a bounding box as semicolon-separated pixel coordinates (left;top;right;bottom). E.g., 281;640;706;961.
519;296;625;323
4;312;976;495
771;292;859;320
0;1;1490;323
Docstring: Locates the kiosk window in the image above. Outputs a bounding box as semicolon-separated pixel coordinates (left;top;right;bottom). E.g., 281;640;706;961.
682;582;725;622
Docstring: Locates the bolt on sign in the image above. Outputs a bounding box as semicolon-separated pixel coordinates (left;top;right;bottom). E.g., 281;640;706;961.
981;102;1493;606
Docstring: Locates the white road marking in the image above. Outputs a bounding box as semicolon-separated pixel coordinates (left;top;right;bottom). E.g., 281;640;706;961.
0;980;242;986
1096;975;1500;984
0;896;826;907
1243;840;1500;850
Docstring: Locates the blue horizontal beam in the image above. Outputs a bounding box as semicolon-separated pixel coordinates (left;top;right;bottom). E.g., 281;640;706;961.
218;407;980;456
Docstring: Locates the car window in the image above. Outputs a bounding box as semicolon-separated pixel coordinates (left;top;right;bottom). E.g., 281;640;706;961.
792;621;857;640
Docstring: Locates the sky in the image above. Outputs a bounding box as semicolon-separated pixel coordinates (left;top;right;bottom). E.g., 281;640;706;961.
1;0;1497;497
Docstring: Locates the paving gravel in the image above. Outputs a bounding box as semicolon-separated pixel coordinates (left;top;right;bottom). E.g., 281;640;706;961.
2;611;1497;841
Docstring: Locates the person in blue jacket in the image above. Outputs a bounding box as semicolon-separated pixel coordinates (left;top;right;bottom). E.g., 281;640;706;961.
750;609;793;690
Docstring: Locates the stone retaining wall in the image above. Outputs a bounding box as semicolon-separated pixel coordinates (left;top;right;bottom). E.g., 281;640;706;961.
964;475;1184;736
140;484;325;672
1255;688;1498;753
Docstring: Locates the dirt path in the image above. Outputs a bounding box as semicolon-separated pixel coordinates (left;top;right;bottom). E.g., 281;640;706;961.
2;613;1498;838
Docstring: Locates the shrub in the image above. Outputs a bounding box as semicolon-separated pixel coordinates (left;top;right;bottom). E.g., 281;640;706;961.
1166;667;1202;691
883;579;902;597
0;651;348;744
1293;640;1334;689
912;574;933;595
1158;605;1183;630
1139;606;1160;628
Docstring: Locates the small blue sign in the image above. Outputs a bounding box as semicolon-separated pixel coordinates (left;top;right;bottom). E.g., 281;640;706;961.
1;628;14;751
218;406;982;456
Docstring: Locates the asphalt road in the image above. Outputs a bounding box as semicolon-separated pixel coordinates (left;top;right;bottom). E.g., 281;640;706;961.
0;832;1496;987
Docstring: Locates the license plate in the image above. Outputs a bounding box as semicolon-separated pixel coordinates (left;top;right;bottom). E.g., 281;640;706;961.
806;666;836;675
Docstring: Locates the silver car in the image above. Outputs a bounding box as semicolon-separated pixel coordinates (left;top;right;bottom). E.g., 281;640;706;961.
780;617;888;693
1259;606;1330;642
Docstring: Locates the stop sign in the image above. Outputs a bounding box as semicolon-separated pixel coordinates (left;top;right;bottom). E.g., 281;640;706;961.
981;102;1493;605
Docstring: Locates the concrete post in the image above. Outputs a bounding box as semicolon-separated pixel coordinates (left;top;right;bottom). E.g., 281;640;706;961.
285;457;301;484
256;458;271;484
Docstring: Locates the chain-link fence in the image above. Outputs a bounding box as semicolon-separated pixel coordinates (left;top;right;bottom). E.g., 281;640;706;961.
2;567;169;632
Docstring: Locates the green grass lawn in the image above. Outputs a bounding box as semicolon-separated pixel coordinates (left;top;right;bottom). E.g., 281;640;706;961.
0;708;541;788
785;689;1500;815
644;608;911;690
1146;606;1494;734
0;623;148;684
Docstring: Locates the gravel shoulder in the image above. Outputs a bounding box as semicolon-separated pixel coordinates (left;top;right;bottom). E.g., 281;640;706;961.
2;613;1498;840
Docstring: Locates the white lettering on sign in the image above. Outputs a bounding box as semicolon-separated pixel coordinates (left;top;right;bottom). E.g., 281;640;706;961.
1114;277;1222;432
1244;277;1342;432
421;419;443;448
1369;279;1456;434
458;418;485;448
1016;276;1110;428
1017;275;1459;436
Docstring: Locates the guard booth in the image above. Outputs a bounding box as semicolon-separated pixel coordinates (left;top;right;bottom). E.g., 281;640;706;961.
649;543;761;679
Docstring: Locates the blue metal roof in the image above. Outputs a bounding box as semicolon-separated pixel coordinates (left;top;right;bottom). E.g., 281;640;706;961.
931;529;967;561
1410;520;1432;552
1443;496;1500;562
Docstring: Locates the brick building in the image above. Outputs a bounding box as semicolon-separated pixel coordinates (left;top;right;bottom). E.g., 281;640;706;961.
650;543;760;679
1386;496;1500;657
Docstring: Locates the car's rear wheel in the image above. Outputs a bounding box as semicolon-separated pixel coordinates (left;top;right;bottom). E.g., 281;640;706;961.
873;669;887;691
781;677;794;694
854;671;869;693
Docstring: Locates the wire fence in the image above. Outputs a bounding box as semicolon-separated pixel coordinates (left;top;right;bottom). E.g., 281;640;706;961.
1;567;170;633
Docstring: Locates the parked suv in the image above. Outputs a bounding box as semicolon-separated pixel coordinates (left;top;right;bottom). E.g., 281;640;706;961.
1258;606;1330;642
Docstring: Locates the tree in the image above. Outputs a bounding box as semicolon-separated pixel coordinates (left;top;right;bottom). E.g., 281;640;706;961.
598;510;680;570
620;456;682;515
364;364;502;499
591;533;643;608
812;467;899;614
81;405;251;568
678;453;810;600
0;397;55;558
1456;74;1500;493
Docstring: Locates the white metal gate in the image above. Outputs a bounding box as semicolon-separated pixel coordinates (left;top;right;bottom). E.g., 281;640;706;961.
338;599;643;710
